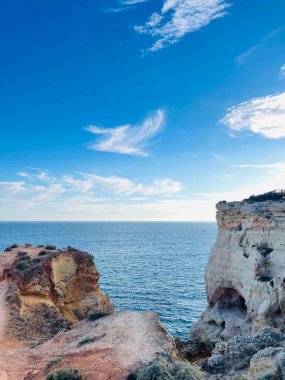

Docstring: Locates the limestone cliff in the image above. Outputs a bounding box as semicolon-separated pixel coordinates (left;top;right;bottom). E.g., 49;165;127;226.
187;192;285;379
191;196;285;344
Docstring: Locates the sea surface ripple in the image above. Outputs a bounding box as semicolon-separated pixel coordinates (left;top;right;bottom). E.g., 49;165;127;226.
0;222;216;339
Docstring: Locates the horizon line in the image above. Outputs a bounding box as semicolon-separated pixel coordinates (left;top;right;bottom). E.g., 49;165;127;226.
0;220;216;223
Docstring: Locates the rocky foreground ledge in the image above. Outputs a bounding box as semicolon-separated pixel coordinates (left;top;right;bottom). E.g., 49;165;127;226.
0;245;179;380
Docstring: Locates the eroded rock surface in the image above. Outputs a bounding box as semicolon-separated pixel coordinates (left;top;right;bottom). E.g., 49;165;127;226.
0;245;114;342
186;194;285;379
3;311;176;380
191;198;285;345
0;245;177;380
204;327;285;375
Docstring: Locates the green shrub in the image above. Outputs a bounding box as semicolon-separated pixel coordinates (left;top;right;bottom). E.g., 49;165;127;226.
4;247;12;252
39;250;48;256
171;361;198;380
258;375;279;380
67;246;79;252
46;245;56;250
245;191;285;203
6;294;20;304
14;260;30;271
46;368;82;380
136;360;173;380
78;336;96;346
17;251;28;257
32;257;42;265
11;244;18;249
134;359;198;380
17;255;30;261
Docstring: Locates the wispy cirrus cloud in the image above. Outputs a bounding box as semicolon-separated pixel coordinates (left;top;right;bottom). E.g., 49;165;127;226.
236;27;284;65
0;181;26;193
103;0;150;13
18;168;56;183
2;169;182;201
231;162;285;170
222;92;285;139
280;64;285;78
0;169;184;220
85;109;165;156
135;0;231;52
121;0;150;4
68;173;182;196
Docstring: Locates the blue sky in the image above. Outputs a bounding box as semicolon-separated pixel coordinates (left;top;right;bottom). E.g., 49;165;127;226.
0;0;285;221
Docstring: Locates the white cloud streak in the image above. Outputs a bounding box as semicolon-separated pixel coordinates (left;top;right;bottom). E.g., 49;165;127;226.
0;170;185;220
235;28;284;65
222;92;285;139
74;173;182;196
135;0;231;52
231;162;285;170
85;109;165;156
121;0;150;4
103;0;150;14
0;170;182;203
280;64;285;78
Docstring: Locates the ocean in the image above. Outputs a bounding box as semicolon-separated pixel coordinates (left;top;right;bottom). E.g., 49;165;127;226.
0;222;216;339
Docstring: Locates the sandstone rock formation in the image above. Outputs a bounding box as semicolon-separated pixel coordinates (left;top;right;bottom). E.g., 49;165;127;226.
0;245;178;380
0;245;114;342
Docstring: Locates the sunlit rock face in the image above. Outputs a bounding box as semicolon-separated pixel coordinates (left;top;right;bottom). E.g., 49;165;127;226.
0;245;114;341
0;245;177;380
190;198;285;344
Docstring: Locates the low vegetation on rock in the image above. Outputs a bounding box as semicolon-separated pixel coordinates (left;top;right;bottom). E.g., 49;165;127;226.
45;245;57;250
245;190;285;203
46;368;83;380
129;359;199;380
78;336;97;346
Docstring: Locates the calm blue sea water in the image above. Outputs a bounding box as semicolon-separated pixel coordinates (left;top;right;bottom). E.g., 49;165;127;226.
0;222;216;339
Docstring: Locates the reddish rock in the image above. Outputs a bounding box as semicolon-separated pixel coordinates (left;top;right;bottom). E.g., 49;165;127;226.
0;245;176;380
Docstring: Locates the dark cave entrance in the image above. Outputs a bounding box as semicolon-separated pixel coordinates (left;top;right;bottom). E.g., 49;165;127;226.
212;288;247;311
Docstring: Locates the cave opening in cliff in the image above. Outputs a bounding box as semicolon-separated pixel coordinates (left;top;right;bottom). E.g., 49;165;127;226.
215;288;247;311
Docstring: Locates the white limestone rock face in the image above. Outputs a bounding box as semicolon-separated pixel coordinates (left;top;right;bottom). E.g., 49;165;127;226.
190;199;285;343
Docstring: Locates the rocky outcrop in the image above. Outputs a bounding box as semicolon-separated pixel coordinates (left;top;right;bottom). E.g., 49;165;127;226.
204;327;285;375
190;197;285;345
249;346;285;380
0;245;114;341
187;194;285;379
0;245;178;380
